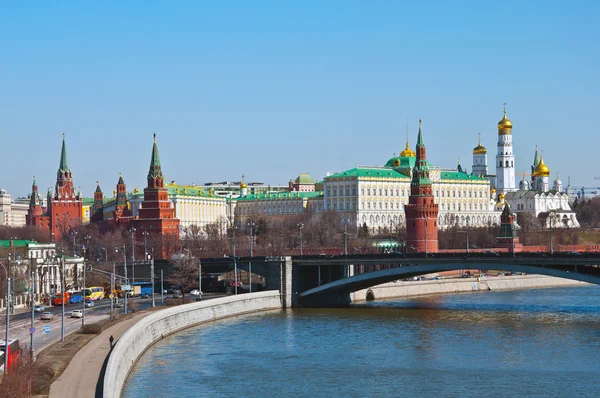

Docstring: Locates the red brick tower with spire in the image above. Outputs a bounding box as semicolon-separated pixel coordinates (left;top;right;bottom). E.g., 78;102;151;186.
91;182;104;223
131;134;180;259
47;134;83;240
404;120;439;254
26;177;49;230
114;173;130;220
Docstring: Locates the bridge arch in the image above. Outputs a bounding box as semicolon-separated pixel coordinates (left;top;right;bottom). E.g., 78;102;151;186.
299;261;600;306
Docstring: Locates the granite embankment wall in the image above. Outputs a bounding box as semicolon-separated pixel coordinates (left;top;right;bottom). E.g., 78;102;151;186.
103;291;282;398
351;275;587;302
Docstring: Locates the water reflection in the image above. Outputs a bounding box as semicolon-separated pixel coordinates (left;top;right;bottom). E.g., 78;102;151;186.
123;286;600;397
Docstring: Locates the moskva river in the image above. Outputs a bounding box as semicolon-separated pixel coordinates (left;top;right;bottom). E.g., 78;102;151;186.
123;286;600;397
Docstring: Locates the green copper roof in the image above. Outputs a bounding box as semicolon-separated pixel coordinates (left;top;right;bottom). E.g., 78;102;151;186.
165;183;221;198
148;133;163;180
326;167;411;180
294;174;316;185
82;198;95;206
95;183;102;193
384;155;417;169
416;119;424;147
440;171;487;181
0;239;40;248
118;174;125;185
58;135;69;172
236;191;323;201
533;145;539;167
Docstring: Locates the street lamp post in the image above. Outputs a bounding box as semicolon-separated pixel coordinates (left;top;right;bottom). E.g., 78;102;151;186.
110;263;115;320
130;228;136;283
81;246;87;326
115;246;127;314
1;262;10;374
224;255;238;295
248;222;256;293
61;255;65;343
101;247;108;263
298;223;304;256
150;251;156;308
29;255;35;361
142;232;149;263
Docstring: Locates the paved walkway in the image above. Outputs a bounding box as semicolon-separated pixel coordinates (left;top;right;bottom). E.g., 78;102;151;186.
49;312;150;398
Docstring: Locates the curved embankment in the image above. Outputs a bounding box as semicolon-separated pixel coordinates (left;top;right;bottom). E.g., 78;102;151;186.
352;275;588;302
103;291;282;398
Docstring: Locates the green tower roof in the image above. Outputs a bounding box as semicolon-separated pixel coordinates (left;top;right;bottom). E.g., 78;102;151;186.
58;133;70;172
147;133;163;180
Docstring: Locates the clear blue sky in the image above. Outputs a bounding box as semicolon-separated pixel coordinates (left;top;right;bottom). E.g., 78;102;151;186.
1;1;598;198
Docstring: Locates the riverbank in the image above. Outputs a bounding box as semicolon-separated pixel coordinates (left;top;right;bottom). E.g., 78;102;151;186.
103;291;283;398
351;275;587;302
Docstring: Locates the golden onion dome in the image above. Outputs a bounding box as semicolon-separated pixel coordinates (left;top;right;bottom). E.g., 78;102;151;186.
498;193;505;202
400;142;416;157
473;143;487;155
473;133;486;154
498;108;513;135
240;181;247;189
533;156;550;177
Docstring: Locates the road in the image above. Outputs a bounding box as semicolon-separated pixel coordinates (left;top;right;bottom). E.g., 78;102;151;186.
6;292;228;356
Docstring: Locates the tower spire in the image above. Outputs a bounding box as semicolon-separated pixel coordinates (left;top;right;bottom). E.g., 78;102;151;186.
58;133;69;172
416;119;424;147
148;133;163;180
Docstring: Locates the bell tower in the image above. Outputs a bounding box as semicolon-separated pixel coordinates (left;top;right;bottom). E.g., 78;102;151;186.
495;103;516;195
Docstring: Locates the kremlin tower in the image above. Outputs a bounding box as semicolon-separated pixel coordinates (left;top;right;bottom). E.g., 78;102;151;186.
404;120;439;254
131;134;180;259
27;135;82;239
26;177;47;229
495;104;516;195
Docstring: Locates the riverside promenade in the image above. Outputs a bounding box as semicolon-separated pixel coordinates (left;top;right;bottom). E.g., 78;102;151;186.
49;311;151;398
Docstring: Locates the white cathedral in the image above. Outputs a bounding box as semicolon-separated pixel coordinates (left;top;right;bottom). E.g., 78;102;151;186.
474;106;579;229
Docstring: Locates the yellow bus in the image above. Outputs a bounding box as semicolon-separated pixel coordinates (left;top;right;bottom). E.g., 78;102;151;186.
84;286;105;301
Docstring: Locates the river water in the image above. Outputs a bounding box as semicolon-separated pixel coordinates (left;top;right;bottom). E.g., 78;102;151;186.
123;286;600;397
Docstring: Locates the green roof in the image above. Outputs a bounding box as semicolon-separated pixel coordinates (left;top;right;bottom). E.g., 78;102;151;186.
236;191;323;201
439;171;487;181
1;240;40;248
166;183;220;198
58;135;69;172
384;156;424;169
294;174;316;185
82;198;95;206
148;133;163;180
326;167;411;180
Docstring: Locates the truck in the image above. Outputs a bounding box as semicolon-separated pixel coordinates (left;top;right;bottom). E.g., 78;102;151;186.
130;282;153;297
52;292;70;305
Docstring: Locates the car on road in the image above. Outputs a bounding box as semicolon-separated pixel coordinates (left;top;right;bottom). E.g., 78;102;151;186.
141;293;150;299
84;300;94;308
190;290;201;296
34;305;45;313
566;251;582;256
114;302;124;308
70;310;83;318
40;312;54;320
